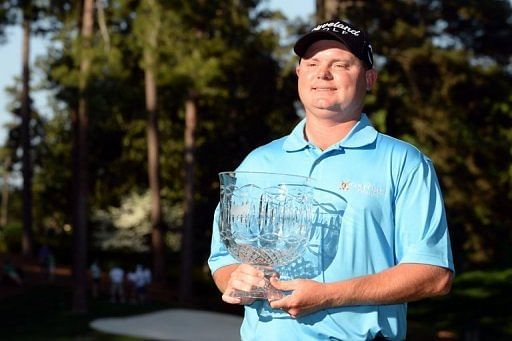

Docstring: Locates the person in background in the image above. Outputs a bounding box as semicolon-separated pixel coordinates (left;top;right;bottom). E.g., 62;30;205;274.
109;264;125;303
129;264;152;304
90;259;102;299
142;265;152;302
37;244;50;279
47;251;56;282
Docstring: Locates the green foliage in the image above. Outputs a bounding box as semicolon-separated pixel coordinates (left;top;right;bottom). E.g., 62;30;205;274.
0;1;19;42
16;0;296;265
2;0;511;275
0;221;22;253
341;0;512;269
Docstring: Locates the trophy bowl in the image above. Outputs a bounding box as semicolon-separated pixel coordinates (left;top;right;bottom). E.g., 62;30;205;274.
219;171;314;300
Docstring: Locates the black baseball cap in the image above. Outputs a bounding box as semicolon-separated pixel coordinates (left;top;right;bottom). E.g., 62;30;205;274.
294;19;374;69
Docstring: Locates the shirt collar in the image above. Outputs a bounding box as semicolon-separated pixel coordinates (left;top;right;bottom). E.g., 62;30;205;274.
283;113;378;152
283;119;309;152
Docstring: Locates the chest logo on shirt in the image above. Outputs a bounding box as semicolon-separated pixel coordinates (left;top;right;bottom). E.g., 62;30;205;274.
340;181;350;191
339;180;385;197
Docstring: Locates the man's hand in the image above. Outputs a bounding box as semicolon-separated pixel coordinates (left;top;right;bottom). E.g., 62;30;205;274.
220;264;266;305
268;263;452;318
268;277;328;318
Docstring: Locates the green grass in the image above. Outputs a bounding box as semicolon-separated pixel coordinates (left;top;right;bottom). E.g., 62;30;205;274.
0;283;175;340
408;268;512;340
1;268;511;340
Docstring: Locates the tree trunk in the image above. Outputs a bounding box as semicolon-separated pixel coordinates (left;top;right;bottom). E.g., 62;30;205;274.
180;94;197;304
72;0;94;314
316;0;339;22
20;15;33;257
316;0;365;23
146;66;165;284
1;155;11;228
143;2;165;283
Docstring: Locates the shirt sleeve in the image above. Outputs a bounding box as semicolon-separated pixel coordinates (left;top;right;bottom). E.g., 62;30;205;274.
394;155;455;272
208;204;239;275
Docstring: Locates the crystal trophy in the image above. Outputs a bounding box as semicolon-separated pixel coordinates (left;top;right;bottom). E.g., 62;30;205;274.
219;171;314;300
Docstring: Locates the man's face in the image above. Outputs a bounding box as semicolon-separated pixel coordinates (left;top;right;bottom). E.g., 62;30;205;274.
296;39;375;122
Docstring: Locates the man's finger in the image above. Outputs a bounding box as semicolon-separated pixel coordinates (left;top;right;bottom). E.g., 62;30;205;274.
268;293;291;309
223;291;256;305
230;277;266;292
237;264;265;277
222;292;242;304
270;277;296;291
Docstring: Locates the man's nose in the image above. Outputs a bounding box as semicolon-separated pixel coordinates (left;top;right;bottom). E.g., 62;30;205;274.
316;66;333;79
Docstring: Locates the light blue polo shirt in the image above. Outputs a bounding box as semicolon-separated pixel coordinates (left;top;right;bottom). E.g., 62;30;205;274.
208;114;454;341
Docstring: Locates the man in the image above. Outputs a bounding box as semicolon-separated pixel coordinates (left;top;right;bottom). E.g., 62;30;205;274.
209;19;454;340
90;259;102;299
109;264;125;303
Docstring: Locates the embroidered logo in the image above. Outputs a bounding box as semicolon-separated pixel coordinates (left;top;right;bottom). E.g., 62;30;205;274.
312;21;361;36
339;180;385;197
340;181;350;191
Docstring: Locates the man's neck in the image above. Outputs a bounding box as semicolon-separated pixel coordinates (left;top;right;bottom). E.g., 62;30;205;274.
304;116;360;150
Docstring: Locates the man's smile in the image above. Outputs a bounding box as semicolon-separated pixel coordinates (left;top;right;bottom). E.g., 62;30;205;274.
312;87;337;91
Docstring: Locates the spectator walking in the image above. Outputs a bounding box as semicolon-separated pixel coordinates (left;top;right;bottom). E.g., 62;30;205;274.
109;265;125;303
47;251;56;282
37;244;50;279
37;244;56;281
90;259;102;299
129;264;152;304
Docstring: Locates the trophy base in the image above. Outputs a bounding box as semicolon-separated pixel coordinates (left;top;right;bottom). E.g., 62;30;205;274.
231;286;284;301
230;267;287;301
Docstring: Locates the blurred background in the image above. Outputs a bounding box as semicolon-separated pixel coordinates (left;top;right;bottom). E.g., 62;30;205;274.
0;0;510;340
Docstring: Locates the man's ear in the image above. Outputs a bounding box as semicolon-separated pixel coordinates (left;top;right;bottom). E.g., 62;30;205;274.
365;69;378;90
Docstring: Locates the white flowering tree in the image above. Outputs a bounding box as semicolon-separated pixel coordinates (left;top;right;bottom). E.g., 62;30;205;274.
92;191;182;253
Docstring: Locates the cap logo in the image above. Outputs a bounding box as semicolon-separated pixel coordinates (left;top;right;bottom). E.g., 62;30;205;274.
312;21;360;36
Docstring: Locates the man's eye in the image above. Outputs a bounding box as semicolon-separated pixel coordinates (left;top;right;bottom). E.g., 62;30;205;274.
306;63;317;67
334;64;349;69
